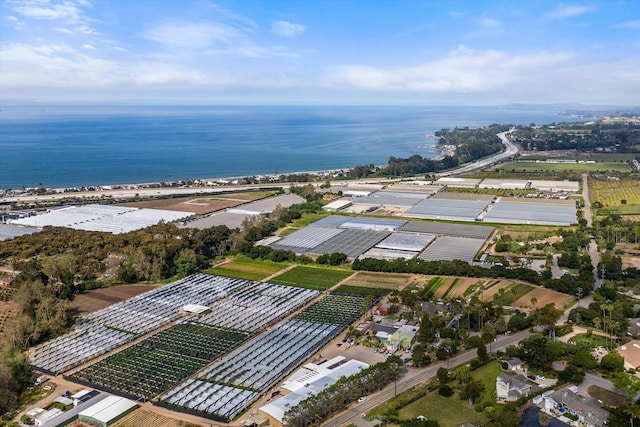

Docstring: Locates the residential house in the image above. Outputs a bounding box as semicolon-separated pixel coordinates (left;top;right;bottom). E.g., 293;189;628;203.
496;373;531;402
616;340;640;370
546;389;608;427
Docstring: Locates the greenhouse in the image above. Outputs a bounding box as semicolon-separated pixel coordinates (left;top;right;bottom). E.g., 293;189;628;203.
418;236;486;264
160;294;365;421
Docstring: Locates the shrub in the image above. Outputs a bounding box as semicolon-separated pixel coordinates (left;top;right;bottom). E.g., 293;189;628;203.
438;384;454;397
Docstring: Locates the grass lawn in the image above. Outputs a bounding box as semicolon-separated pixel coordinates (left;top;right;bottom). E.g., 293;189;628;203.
395;361;502;427
206;257;287;281
498;161;632;173
268;265;353;290
569;333;608;348
501;283;534;306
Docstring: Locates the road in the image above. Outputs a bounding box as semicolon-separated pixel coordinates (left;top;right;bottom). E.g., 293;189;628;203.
438;129;519;177
321;330;530;427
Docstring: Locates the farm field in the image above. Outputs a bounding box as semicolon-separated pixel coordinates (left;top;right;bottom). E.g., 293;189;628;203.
514;286;573;310
121;191;275;215
207;257;287;281
498;161;632;173
334;284;391;296
340;271;412;290
71;323;249;400
589;177;640;216
71;285;159;316
0;301;17;335
111;410;201;427
268;266;353;290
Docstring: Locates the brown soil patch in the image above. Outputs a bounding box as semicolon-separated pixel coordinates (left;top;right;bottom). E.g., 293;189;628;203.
478;280;511;302
0;301;18;334
121;197;246;215
447;278;484;299
342;271;411;290
432;277;457;299
586;385;629;407
71;285;158;316
514;286;573;311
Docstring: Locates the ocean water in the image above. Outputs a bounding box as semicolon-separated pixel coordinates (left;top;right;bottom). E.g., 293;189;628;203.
0;105;578;190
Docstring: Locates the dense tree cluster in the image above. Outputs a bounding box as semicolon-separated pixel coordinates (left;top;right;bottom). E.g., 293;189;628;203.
282;356;402;427
511;120;640;152
0;280;70;416
435;124;508;163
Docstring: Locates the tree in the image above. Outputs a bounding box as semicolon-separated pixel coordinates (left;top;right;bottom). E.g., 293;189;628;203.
460;380;485;407
601;351;625;372
411;343;431;368
538;411;550;427
437;367;449;384
611;372;640;395
477;342;489;364
625;404;640;427
455;366;472;384
570;350;598;370
520;333;552;369
535;303;563;340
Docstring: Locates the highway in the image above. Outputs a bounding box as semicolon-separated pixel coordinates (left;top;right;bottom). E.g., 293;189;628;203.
321;330;530;427
438;129;519;177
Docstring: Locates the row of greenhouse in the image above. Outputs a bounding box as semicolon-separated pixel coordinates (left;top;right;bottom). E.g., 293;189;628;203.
29;275;319;375
159;294;366;422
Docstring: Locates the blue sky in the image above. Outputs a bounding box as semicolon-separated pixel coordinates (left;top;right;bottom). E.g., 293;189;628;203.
1;0;639;105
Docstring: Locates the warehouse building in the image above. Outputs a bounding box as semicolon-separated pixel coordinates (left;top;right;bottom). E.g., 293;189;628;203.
479;178;530;190
258;357;368;427
78;395;137;426
434;177;482;188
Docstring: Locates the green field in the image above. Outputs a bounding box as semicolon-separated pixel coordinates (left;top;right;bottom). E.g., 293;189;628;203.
373;361;502;427
206;257;287;281
442;278;461;299
498;161;631;173
268;266;353;290
426;277;445;293
501;283;534;306
333;284;392;296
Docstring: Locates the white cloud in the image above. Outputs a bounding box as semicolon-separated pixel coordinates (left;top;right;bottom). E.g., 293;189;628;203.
546;4;596;20
324;48;574;94
612;20;640;29
55;27;73;34
480;17;500;27
82;43;94;50
7;15;20;22
9;0;86;22
271;20;306;37
140;22;247;50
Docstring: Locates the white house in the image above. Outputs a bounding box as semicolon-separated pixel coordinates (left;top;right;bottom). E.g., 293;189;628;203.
496;373;531;402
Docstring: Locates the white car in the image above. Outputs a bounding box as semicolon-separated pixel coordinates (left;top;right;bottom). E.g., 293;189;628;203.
357;397;367;403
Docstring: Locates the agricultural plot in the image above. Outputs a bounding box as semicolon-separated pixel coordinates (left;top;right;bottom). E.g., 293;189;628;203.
341;272;411;290
160;294;365;422
207;257;286;281
514;286;573;310
268;266;353;290
333;284;391;296
71;322;249;401
589;177;640;216
444;278;483;299
111;409;201;427
431;278;457;299
425;277;446;294
499;161;632;173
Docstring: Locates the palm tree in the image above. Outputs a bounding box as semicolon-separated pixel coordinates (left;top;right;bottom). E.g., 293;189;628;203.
539;411;550;427
625;405;640;427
